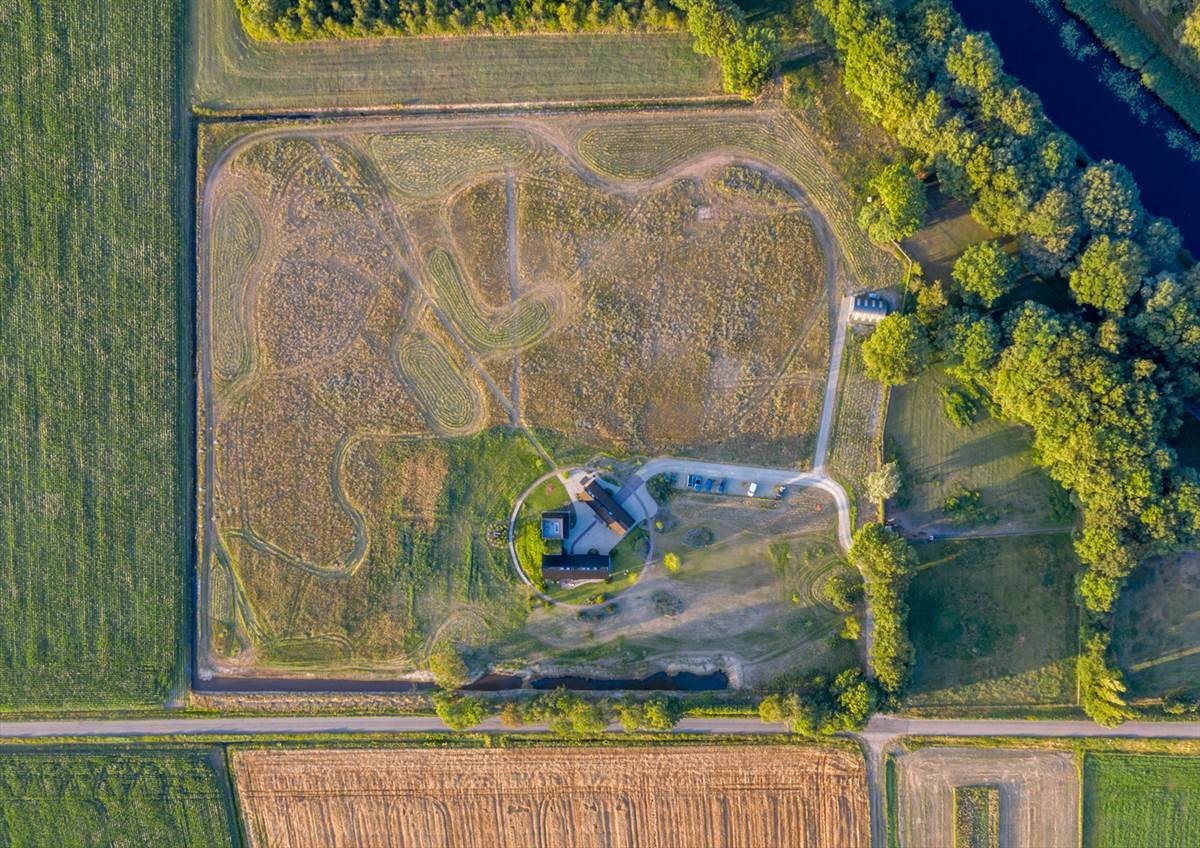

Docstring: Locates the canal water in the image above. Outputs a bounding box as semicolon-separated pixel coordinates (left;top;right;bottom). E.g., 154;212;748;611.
953;0;1200;250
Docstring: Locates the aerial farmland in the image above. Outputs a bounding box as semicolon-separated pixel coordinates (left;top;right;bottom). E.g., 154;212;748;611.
6;0;1200;843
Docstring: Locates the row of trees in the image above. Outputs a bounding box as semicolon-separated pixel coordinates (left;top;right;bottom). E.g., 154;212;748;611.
432;688;684;733
236;0;777;96
758;668;875;734
848;523;917;694
817;0;1199;722
236;0;686;40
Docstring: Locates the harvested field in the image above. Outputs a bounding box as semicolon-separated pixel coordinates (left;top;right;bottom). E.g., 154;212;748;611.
197;109;886;679
893;747;1078;848
233;745;868;848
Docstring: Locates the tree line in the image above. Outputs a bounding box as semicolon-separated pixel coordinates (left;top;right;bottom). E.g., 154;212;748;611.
818;0;1199;724
235;0;777;95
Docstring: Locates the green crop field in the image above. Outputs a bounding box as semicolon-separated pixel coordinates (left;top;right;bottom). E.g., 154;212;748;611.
1083;753;1200;847
191;0;722;112
885;368;1075;534
1114;551;1200;698
0;1;182;710
905;534;1079;707
0;749;237;847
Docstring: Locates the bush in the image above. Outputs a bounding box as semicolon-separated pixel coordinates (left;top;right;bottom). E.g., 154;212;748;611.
429;646;469;689
432;692;491;730
526;688;611;737
615;694;684;731
663;551;681;573
942;486;994;525
939;384;979;428
822;569;864;612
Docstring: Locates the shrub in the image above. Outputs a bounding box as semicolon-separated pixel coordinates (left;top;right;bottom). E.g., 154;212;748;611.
432;692;491;730
429;646;469;689
663;552;681;573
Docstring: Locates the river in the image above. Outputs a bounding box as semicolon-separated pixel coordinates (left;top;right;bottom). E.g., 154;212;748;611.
954;0;1200;251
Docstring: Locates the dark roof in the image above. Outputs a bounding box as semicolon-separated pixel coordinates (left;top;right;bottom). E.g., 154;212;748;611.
852;294;890;313
542;553;611;581
583;479;636;532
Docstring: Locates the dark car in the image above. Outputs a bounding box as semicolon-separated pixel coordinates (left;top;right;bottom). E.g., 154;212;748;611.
704;478;714;492
718;479;728;493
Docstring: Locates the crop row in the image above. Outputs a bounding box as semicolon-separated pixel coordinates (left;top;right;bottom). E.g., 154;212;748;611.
394;333;484;434
426;248;552;353
368;129;532;199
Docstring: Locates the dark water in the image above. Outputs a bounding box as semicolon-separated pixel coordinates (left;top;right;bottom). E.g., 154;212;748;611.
194;676;436;693
531;671;729;691
195;670;728;693
954;0;1200;250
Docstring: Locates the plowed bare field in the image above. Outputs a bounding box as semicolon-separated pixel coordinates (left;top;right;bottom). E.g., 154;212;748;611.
233;745;868;848
893;747;1077;848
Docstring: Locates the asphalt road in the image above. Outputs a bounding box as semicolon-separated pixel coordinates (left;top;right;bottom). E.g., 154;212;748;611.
0;715;784;739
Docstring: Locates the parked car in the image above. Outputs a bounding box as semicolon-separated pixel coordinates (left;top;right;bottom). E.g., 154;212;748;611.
718;479;728;493
747;482;758;496
704;478;715;492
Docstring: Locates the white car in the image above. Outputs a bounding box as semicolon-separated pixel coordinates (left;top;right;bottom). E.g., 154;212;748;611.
746;482;758;497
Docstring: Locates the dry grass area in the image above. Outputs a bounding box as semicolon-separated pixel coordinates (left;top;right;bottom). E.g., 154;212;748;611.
196;110;868;678
893;747;1078;848
233;745;868;848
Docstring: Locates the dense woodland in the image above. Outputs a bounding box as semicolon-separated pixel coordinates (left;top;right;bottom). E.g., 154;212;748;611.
816;0;1199;723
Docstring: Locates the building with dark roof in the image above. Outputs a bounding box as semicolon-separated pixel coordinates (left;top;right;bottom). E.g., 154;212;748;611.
850;292;892;324
582;478;636;535
541;553;611;582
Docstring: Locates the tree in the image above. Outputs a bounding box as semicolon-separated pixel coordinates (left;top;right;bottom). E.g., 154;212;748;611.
822;568;864;612
675;0;777;96
429;645;469;689
1068;236;1149;315
952;240;1017;306
858;162;928;242
849;523;918;693
1075;161;1144;238
1020;185;1082;276
1182;4;1200;56
862;313;933;385
615;694;683;731
865;461;902;502
432;692;491;730
527;688;611;737
647;474;675;503
1078;634;1134;727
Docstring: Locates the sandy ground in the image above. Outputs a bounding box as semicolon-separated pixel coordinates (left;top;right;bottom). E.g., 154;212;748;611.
894;746;1078;848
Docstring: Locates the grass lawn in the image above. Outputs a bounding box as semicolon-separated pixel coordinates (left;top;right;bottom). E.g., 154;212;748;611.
1083;753;1200;847
546;527;652;606
886;369;1074;533
0;749;237;847
1113;551;1200;698
0;0;183;710
905;534;1079;707
192;0;721;111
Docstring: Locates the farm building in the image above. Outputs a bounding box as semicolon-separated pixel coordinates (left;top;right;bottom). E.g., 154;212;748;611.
850;293;892;324
541;553;611;583
582;478;637;536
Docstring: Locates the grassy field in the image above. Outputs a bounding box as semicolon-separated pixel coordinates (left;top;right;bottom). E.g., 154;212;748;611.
0;1;183;709
894;747;1077;848
0;749;237;846
198;114;844;679
192;0;722;112
826;331;884;522
1114;551;1200;698
1083;753;1200;847
905;534;1079;707
234;745;868;847
886;369;1074;534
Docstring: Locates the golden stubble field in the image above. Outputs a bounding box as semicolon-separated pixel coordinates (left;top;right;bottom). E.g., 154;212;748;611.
233;745;869;848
